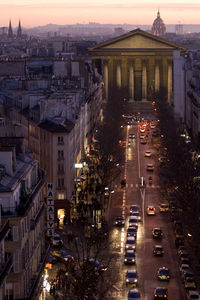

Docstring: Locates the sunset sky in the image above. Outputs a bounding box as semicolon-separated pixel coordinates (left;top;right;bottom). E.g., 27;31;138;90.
1;0;200;27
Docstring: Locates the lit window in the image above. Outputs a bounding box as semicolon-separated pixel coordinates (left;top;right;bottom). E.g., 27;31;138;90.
58;193;65;200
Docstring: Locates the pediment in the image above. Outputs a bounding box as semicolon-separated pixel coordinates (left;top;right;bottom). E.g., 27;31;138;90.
90;29;185;52
104;34;174;49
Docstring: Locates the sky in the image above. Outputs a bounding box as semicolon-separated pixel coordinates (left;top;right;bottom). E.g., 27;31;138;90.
1;0;200;28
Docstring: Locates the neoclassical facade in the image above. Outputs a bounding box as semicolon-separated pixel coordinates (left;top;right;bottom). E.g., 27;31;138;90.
90;29;186;102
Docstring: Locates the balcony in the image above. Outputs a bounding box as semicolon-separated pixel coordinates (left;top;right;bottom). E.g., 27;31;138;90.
30;204;44;231
0;253;13;288
2;170;45;218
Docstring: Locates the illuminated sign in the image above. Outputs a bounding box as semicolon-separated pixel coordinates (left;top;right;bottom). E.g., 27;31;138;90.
47;183;54;237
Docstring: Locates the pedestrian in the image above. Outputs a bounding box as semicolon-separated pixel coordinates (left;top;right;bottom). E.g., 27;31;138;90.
63;216;67;226
52;285;56;296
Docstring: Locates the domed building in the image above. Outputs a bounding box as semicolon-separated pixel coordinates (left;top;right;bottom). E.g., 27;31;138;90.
152;10;166;36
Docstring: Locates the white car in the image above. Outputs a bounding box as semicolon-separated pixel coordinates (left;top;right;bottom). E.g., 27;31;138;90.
186;290;200;300
129;216;138;228
132;211;141;221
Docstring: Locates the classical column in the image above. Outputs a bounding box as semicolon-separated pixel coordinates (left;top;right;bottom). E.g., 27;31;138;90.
104;62;108;99
129;66;134;101
147;58;155;100
142;64;147;100
155;64;160;92
168;61;172;103
116;64;122;88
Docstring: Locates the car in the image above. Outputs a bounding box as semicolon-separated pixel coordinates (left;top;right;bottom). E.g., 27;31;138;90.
87;259;108;272
157;267;171;281
184;277;196;290
153;287;168;299
144;150;152;157
178;249;189;258
128;288;141;300
127;227;137;238
186;290;200;300
152;228;163;239
182;271;194;282
115;216;125;226
129;133;135;139
124;249;136;264
180;257;190;266
128;142;131;147
132;211;141;221
51;250;73;262
153;245;164;256
180;264;191;274
140;138;147;144
129;216;138;228
51;234;63;247
175;234;185;248
151;124;156;129
125;237;136;250
159;203;169;212
146;164;154;171
130;205;140;214
147;206;156;215
126;270;138;286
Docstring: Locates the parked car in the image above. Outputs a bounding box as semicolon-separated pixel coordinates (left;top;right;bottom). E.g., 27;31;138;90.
51;234;63;247
186;290;200;300
51;250;73;262
146;164;154;171
184;277;196;290
86;259;108;272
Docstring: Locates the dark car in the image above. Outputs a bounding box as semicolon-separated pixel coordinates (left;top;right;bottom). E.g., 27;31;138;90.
152;228;163;239
157;267;171;281
175;235;184;248
124;250;136;264
153;287;168;299
153;245;164;256
114;216;125;226
87;259;108;272
127;227;137;238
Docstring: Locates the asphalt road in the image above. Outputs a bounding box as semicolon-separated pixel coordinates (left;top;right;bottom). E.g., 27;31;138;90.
106;118;186;300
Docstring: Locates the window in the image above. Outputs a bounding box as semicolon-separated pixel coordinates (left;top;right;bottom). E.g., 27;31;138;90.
58;178;64;188
58;136;64;144
58;193;65;200
58;150;64;159
58;164;64;172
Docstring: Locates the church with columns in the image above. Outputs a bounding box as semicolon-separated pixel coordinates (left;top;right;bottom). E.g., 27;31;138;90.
89;28;186;106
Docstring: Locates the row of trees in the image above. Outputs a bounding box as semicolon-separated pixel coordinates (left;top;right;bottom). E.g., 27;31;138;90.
156;92;200;235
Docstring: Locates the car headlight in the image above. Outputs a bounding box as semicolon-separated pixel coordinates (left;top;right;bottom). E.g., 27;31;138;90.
126;279;129;282
135;279;138;282
125;259;127;261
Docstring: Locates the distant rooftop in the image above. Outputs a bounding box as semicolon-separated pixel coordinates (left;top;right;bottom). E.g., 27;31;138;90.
38;118;74;133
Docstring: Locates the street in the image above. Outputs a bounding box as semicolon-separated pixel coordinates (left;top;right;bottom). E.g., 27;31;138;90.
106;114;185;299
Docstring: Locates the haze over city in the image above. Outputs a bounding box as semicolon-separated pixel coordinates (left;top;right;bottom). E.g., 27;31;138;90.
1;0;200;27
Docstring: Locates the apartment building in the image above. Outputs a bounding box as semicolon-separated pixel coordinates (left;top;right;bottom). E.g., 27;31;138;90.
0;134;47;299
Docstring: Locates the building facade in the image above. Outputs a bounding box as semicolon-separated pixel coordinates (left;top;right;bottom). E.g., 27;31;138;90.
0;134;47;299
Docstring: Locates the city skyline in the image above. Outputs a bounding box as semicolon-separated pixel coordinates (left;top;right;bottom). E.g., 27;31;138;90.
1;0;200;27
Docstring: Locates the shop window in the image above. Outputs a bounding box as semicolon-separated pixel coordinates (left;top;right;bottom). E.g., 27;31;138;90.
58;193;65;200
